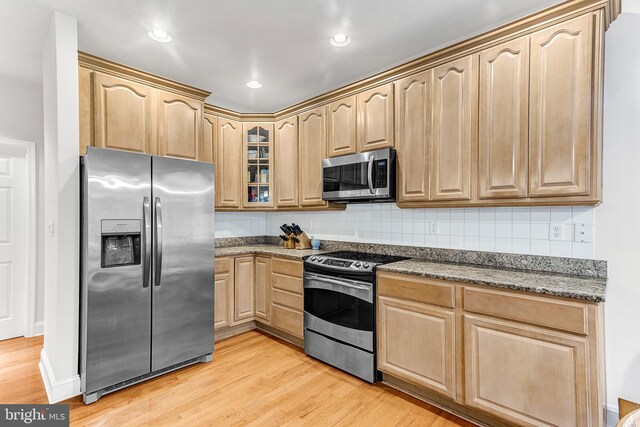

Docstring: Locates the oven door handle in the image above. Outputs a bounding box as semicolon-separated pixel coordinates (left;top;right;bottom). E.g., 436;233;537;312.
367;156;375;194
304;273;370;290
304;272;373;303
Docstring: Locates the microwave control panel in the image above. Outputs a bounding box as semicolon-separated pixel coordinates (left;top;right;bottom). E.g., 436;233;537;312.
374;160;387;188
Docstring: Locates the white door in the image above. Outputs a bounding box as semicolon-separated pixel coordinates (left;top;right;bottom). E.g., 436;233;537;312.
0;144;28;340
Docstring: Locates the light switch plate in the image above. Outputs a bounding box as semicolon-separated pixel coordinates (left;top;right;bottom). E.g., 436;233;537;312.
574;223;594;243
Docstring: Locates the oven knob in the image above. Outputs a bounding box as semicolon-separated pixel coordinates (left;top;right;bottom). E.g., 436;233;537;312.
311;257;317;261
317;257;323;262
354;262;361;268
364;263;370;269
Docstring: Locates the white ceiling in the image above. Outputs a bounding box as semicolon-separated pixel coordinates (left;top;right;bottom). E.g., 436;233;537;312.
2;0;564;112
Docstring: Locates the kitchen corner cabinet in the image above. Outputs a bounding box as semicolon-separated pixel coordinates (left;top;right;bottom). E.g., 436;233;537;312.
233;256;255;323
377;271;605;427
274;117;299;207
243;123;274;208
157;91;203;160
529;14;594;198
214;257;233;331
298;107;327;207
93;72;155;154
254;256;271;323
431;55;477;202
327;96;357;157
357;83;394;152
215;118;243;208
478;36;529;200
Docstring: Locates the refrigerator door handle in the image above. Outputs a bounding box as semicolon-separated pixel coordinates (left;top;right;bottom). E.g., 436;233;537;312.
154;197;163;287
142;197;151;288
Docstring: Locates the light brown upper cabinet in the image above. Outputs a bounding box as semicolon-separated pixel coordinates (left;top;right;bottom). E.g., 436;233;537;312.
93;72;155;154
274;117;299;207
298;107;327;207
216;118;243;208
243;123;274;208
395;70;433;204
357;83;394;152
202;113;216;164
529;14;594;198
327;96;357;157
478;36;529;199
431;55;477;201
157;91;203;161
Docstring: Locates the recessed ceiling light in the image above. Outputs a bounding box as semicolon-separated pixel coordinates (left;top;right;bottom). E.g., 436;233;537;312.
330;34;350;47
148;28;172;43
246;80;262;89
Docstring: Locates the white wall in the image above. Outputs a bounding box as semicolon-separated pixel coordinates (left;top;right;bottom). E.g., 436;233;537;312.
39;11;81;403
0;74;45;331
597;11;640;417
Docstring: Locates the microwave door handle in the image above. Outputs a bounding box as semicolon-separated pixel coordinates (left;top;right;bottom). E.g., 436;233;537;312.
367;156;375;194
154;197;163;287
142;197;151;288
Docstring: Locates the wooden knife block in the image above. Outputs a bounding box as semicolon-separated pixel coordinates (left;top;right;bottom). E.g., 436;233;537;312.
283;238;295;249
295;232;312;250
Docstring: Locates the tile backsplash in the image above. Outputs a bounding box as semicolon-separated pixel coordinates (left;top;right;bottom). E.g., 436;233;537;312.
216;204;596;259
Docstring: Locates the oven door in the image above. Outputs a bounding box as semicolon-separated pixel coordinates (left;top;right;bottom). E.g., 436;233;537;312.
322;148;394;201
303;272;374;351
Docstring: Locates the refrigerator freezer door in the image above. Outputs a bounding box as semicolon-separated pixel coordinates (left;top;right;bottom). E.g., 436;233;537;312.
81;147;152;394
151;156;215;371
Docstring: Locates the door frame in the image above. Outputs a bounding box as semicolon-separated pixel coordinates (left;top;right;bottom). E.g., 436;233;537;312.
0;137;37;337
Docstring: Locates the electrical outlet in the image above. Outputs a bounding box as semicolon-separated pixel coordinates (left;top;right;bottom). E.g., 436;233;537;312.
430;221;438;235
550;223;563;241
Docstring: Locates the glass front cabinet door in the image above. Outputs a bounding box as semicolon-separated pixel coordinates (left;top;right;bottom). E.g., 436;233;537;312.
243;123;274;207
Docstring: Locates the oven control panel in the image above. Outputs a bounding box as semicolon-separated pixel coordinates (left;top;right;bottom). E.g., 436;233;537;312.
306;256;372;271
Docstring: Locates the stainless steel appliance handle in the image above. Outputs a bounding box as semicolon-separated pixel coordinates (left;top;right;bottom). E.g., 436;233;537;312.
154;197;163;287
367;156;375;194
142;197;151;288
304;273;371;290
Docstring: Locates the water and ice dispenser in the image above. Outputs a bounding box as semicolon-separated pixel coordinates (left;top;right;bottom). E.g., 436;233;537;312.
100;219;141;268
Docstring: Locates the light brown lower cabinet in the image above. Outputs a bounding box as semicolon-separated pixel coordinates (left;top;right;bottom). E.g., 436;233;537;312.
376;271;605;427
214;255;303;341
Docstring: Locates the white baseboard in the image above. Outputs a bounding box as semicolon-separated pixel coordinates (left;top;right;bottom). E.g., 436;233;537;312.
38;348;81;403
606;404;619;427
32;321;44;336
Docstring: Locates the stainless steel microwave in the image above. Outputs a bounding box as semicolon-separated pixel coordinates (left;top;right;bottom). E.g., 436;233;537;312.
322;148;396;203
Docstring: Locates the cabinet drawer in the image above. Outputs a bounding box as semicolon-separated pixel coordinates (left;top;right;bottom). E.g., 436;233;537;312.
463;287;589;335
377;272;455;309
272;257;303;277
272;288;303;311
272;272;303;295
271;304;303;338
215;257;231;274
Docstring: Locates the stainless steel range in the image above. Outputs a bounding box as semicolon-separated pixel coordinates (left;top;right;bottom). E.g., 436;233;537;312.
303;251;408;382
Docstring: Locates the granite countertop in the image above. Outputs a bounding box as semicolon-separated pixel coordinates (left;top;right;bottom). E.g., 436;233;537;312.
378;259;607;302
215;244;327;261
215;243;606;302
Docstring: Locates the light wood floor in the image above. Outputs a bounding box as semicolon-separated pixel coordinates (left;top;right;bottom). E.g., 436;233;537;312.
0;331;474;426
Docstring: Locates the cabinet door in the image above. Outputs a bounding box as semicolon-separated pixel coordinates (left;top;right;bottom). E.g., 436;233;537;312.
357;83;394;152
243;123;274;208
216;118;242;208
94;72;154;154
79;66;93;155
529;14;593;197
214;271;232;331
464;315;589;426
327;96;357;157
202;113;217;164
233;256;255;323
298;107;327;207
157;91;203;160
479;37;529;199
395;70;433;203
431;56;477;201
274;117;299;207
378;296;456;399
254;256;271;322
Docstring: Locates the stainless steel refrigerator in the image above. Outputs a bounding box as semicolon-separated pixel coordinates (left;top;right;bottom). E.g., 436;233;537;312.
80;147;215;404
